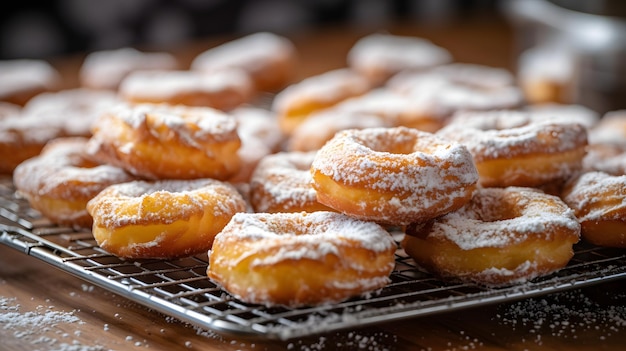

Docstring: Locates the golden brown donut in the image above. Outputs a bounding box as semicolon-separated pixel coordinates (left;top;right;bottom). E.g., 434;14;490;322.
561;171;626;248
403;187;581;286
118;69;254;111
227;106;285;184
79;47;178;90
347;33;452;86
288;110;389;152
588;110;626;146
517;45;576;105
388;63;524;116
249;151;334;213
438;114;588;188
311;127;479;225
191;32;298;92
87;178;247;259
207;211;397;307
0;59;60;106
87;103;242;180
0;114;65;174
323;89;448;132
272;68;371;134
13;137;136;228
582;143;626;175
0;88;119;174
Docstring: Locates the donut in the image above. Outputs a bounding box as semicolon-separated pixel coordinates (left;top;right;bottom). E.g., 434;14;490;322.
403;187;581;286
588;110;626;146
388;63;524;115
437;116;588;188
13;137;136;228
517;44;576;105
347;33;452;86
0;59;60;106
23;88;120;136
326;89;449;132
87;103;241;180
0;102;20;120
207;211;397;307
582;143;626;175
272;68;371;134
249;151;334;213
525;103;599;130
310;127;479;225
118;69;254;111
86;178;247;259
191;32;298;92
561;171;626;248
79;47;179;90
0;114;66;174
288;110;389;152
228;106;285;184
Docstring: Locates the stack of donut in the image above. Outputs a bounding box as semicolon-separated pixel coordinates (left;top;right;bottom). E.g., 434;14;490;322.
7;31;625;309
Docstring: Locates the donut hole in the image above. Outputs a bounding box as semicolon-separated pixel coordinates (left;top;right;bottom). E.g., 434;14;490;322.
360;134;417;155
466;194;520;222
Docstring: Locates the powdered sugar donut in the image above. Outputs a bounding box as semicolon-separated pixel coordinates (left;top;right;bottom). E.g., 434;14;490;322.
347;33;452;85
288;110;389;152
311;127;479;225
23;88;120;136
207;211;397;307
437;117;588;188
582;143;626;175
388;63;524;116
87;178;247;259
79;47;178;90
403;187;580;286
588;110;626;146
87;103;241;180
228;107;285;183
249;151;333;213
13;137;136;228
562;171;626;248
324;89;449;132
272;68;371;134
0;59;60;106
0;89;119;174
119;69;253;111
191;32;297;92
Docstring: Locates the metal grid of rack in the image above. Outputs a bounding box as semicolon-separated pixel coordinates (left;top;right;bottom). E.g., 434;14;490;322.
1;176;625;340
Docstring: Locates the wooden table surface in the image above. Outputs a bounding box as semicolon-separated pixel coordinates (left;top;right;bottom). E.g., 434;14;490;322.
2;15;626;351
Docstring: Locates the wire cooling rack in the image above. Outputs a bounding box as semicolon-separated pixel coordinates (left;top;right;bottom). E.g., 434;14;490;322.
1;176;626;340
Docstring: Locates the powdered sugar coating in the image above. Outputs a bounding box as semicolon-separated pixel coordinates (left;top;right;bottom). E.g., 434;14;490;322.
12;137;135;226
79;47;178;90
271;68;370;115
119;69;253;101
347;33;451;81
14;138;134;198
88;178;245;228
562;171;626;223
250;151;325;212
288;109;390;152
190;32;296;91
208;211;396;307
0;59;60;100
426;187;580;250
313;127;478;191
213;211;396;265
438;120;588;161
106;103;238;144
311;127;478;224
387;64;523;114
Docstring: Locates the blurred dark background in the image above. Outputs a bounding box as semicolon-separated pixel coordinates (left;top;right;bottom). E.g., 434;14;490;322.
0;0;502;60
